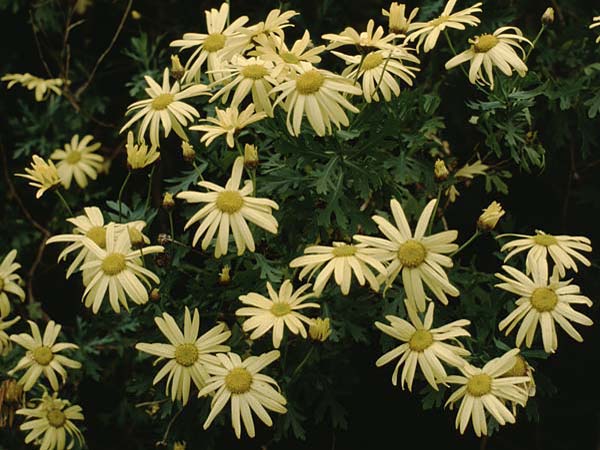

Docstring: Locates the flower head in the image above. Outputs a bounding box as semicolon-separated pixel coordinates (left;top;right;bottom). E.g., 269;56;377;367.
0;250;25;318
2;73;63;101
382;3;419;34
199;351;287;438
16;155;61;199
323;19;397;53
126;131;160;170
309;317;331;342
50;134;104;189
477;201;505;231
136;307;231;405
177;156;279;257
9;320;81;391
237;280;319;348
243;8;298;45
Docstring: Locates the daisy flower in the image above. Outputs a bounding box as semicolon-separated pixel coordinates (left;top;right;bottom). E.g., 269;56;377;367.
501;354;536;415
477;201;505;231
50;134;104;189
333;47;420;103
251;31;326;80
382;2;419;35
176;156;279;258
445;27;531;90
322;19;397;53
495;264;593;353
375;302;470;391
407;0;483;53
125;131;160;170
497;230;592;278
120;68;209;147
15;155;61;199
271;62;362;137
78;223;164;313
16;391;84;450
0;315;20;355
354;199;459;312
210;56;278;116
2;73;63;101
236;280;319;348
170;2;250;83
590;16;600;43
199;350;287;438
190;104;267;148
289;242;387;296
445;348;530;437
243;8;298;45
0;249;26;318
136;307;231;405
9;320;81;391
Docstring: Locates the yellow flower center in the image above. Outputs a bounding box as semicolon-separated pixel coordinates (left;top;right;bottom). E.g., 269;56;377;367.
85;226;107;248
174;343;199;367
430;16;449;27
225;367;253;394
296;70;325;95
151;93;174;111
397;240;427;268
65;150;82;164
270;302;291;317
530;287;558;312
46;409;67;428
503;355;527;377
280;51;300;64
204;33;226;52
101;253;126;276
362;53;383;70
241;64;268;80
408;329;433;351
32;346;54;366
532;234;557;246
332;245;357;257
216;191;243;214
466;373;492;397
473;34;499;53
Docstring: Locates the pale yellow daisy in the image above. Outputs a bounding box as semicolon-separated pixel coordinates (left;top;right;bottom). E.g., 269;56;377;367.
243;8;298;45
136;307;231;405
354;199;459;312
50;134;104;189
289;242;387;296
382;2;419;35
477;201;505;231
190;104;267;148
322;19;397;52
125;131;160;170
16;391;84;450
199;350;287;439
0;315;20;355
495;264;593;353
236;280;319;348
445;348;529;437
170;2;250;83
497;230;592;278
0;250;26;318
407;0;483;53
2;73;63;101
333;47;420;103
9;320;81;391
120;68;209;147
210;56;278;116
271;62;362;136
445;27;531;90
78;223;164;313
177;156;279;258
375;302;470;391
15;155;61;199
590;16;600;43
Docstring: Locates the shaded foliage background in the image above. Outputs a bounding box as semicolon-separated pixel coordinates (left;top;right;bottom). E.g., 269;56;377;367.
1;0;600;449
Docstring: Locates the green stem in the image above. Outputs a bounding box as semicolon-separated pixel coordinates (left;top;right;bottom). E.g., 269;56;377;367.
450;230;481;256
524;25;546;63
235;140;255;194
427;187;443;235
54;190;73;216
168;211;175;239
444;31;470;80
291;347;315;379
143;165;155;216
117;171;131;221
192;161;205;182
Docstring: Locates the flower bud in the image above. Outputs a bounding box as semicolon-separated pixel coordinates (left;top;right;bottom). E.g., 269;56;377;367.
0;379;24;427
477;201;505;231
218;265;231;285
243;144;258;169
382;3;418;35
162;192;175;210
434;159;449;181
131;10;141;20
170;55;185;81
541;7;554;26
309;317;331;342
173;442;187;450
150;288;160;301
181;141;196;163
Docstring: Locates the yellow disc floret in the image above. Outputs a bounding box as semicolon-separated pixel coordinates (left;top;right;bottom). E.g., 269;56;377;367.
270;302;291;317
397;240;427;268
530;287;558;312
101;253;127;276
85;226;107;248
473;34;499;53
65;151;82;164
151;94;174;111
362;53;384;70
241;64;268;80
296;70;325;95
174;343;199;367
204;33;226;52
466;373;492;396
408;329;434;351
332;245;357;257
46;408;67;428
216;191;244;214
32;346;54;366
225;367;253;394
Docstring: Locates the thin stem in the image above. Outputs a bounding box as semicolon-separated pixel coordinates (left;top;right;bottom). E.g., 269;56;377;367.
168;211;175;239
427;187;443;235
450;230;481;256
291;347;315;379
192;161;205;182
143;165;155;215
117;171;131;221
524;25;546;63
444;31;470;79
54;190;73;216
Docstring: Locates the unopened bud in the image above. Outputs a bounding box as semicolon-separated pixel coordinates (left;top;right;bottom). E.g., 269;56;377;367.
541;7;554;26
173;442;187;450
170;55;185;81
128;227;145;248
181;141;196;162
162;192;175;210
244;144;258;169
131;10;141;20
150;288;160;301
309;317;331;342
477;201;505;231
434;159;449;181
218;265;231;285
